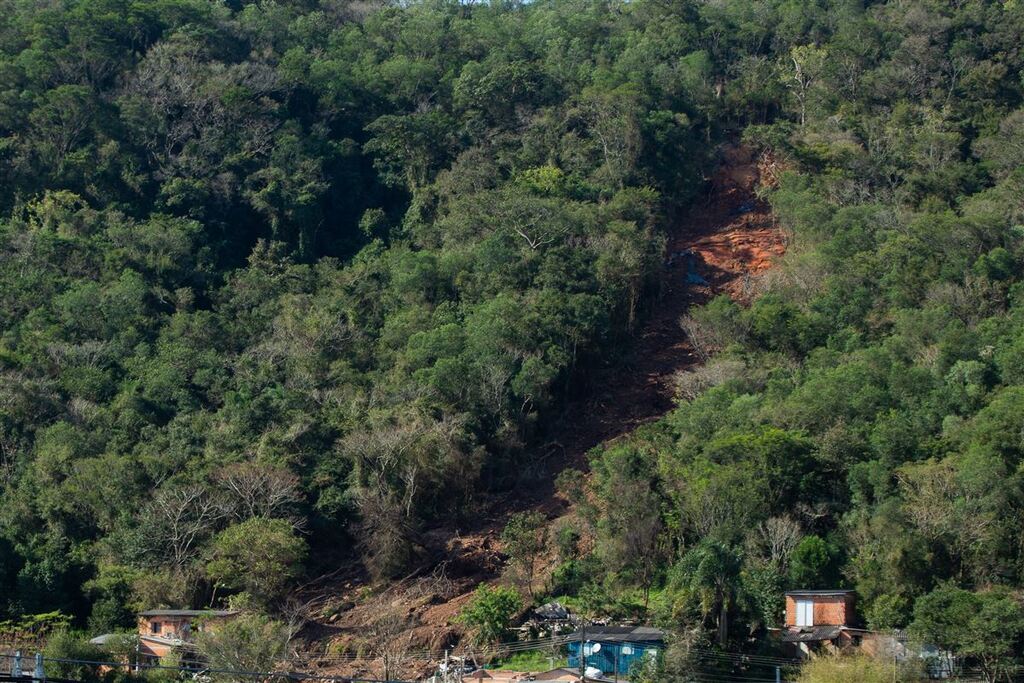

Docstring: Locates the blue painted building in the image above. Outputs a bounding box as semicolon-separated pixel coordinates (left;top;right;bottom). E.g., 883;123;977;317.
565;626;664;679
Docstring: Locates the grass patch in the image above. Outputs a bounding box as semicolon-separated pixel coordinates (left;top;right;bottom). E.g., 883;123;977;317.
491;650;568;671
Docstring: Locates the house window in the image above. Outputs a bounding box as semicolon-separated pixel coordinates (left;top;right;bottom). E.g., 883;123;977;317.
796;600;814;627
150;621;162;634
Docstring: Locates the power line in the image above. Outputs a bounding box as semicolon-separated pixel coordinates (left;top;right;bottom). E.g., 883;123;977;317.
291;635;572;663
1;632;804;683
693;651;800;666
0;653;415;683
291;637;800;666
690;670;790;683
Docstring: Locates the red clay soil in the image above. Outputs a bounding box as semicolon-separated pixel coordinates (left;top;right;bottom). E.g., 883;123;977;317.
548;143;785;471
292;145;786;678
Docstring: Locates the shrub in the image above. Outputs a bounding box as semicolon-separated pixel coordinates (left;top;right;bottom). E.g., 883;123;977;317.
458;585;522;645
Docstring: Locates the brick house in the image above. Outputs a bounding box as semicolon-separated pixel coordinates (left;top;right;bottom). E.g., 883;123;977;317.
784;590;855;628
91;609;239;666
779;590;865;657
135;609;239;663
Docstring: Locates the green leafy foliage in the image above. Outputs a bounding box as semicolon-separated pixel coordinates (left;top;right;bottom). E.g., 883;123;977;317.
194;613;291;674
457;585;522;646
559;0;1024;674
912;585;1024;682
500;512;548;599
0;0;710;620
205;518;307;609
1;0;1024;676
796;654;921;683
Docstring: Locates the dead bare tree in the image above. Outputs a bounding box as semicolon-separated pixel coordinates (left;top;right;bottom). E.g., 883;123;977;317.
369;611;416;682
149;483;228;569
215;462;305;530
679;314;715;363
480;355;515;418
673;358;746;401
756;515;803;573
341;419;434;521
0;433;16;488
340;413;471;577
278;596;320;645
577;87;642;189
123;39;281;183
897;458;998;580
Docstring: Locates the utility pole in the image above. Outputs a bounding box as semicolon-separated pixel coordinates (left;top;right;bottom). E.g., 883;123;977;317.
892;629;898;683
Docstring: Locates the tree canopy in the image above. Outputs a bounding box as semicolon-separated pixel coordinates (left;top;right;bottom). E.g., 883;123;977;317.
2;0;1024;676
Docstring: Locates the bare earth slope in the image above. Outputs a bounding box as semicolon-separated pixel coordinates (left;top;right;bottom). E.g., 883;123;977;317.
552;144;784;468
291;144;786;678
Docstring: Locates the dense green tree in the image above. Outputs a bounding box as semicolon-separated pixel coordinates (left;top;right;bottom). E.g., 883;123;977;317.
912;585;1024;682
458;585;522;646
205;518;307;608
501;511;548;599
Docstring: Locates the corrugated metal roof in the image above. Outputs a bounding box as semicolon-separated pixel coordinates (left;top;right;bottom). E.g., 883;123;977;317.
784;590;855;596
138;609;239;617
780;626;844;643
564;626;664;643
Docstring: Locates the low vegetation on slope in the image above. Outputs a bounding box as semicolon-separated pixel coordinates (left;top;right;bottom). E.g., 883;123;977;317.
2;0;1024;677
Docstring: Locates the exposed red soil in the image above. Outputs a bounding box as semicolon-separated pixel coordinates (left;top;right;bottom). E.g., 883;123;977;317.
547;143;784;469
291;144;787;678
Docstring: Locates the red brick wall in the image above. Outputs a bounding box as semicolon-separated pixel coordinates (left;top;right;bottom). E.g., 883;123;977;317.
138;616;190;638
784;594;854;627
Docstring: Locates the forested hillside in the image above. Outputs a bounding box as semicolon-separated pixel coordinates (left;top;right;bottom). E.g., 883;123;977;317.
2;0;1024;674
0;0;716;623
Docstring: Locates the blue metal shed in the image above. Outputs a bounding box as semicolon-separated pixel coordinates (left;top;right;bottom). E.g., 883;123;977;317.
565;626;664;679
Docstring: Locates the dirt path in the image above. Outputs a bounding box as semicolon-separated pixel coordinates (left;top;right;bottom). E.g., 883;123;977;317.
296;144;786;675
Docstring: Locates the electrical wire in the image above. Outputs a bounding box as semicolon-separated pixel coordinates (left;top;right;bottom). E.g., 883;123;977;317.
286;639;802;677
290;635;573;663
0;652;414;683
689;669;792;683
693;651;800;666
2;633;803;683
691;674;787;683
